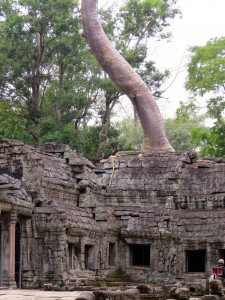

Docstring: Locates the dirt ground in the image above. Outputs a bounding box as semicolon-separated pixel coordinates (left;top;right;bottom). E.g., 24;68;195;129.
0;288;94;300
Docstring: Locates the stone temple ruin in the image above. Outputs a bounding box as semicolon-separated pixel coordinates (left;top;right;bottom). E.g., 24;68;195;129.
1;138;225;296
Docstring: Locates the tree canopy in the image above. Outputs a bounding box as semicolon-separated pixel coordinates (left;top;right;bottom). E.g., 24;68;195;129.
0;0;180;159
185;37;225;157
164;102;208;153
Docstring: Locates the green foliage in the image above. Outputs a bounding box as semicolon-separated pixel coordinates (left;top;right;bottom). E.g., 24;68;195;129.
164;102;208;153
119;0;180;41
191;120;225;158
186;37;225;96
0;0;93;144
114;105;208;154
185;37;225;157
0;0;180;159
40;117;75;145
0;100;34;143
116;118;144;151
164;118;198;153
111;0;179;101
72;125;120;160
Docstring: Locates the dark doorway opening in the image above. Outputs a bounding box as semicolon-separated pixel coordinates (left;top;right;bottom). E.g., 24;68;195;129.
68;243;79;270
130;244;150;267
15;222;21;287
109;242;116;266
84;245;95;270
186;250;206;272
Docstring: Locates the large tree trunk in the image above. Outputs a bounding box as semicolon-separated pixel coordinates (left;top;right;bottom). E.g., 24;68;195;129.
81;0;174;153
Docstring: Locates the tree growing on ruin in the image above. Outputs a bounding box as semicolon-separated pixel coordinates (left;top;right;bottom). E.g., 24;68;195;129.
81;0;175;153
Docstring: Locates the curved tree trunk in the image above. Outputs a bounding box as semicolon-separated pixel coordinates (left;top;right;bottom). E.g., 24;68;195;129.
81;0;174;153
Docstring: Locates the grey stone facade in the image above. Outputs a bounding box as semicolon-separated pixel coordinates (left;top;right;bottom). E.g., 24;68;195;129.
0;139;225;290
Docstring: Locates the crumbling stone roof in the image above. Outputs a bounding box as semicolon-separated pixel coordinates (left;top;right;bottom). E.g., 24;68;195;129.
0;173;33;214
0;139;101;222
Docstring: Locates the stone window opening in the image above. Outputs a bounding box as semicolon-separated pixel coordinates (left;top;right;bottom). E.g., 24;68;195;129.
165;219;170;229
68;243;79;270
84;245;95;270
219;249;225;261
129;244;150;267
108;242;116;266
186;250;206;272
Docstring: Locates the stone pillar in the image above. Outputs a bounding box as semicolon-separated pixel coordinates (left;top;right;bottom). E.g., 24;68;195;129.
8;211;17;288
1;213;10;287
53;230;67;285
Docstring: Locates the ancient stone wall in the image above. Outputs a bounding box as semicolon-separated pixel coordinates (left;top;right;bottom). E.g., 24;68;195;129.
98;152;225;284
1;140;225;290
0;140;106;288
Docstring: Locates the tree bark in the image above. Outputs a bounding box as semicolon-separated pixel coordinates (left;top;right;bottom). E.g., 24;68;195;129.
81;0;174;153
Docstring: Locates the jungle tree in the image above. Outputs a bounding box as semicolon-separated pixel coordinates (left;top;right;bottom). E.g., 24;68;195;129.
94;2;173;157
0;0;180;157
0;0;100;145
185;37;225;156
81;0;178;153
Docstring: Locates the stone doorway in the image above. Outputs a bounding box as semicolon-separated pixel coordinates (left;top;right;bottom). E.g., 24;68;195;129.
84;245;95;270
108;242;116;266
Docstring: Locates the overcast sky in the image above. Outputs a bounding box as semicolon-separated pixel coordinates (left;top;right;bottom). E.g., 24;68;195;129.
97;0;225;119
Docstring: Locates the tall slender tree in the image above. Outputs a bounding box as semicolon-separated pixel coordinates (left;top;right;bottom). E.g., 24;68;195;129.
94;2;173;158
81;0;175;153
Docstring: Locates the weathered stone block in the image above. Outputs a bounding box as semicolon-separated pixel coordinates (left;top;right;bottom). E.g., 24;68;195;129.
203;295;220;300
43;283;53;291
209;280;223;295
174;288;190;300
76;291;95;300
94;288;141;300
